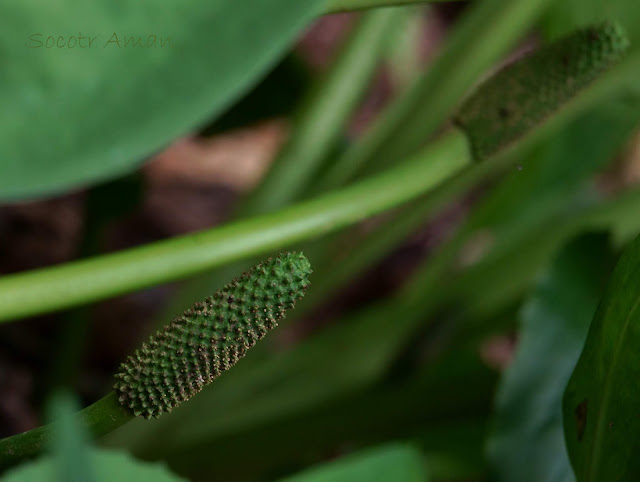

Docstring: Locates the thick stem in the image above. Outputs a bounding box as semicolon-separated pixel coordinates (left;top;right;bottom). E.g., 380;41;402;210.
0;129;471;323
0;392;134;471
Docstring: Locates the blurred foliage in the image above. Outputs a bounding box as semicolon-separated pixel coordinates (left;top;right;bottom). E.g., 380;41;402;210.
279;443;427;482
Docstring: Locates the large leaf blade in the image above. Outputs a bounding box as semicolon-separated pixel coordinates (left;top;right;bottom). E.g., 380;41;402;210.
0;0;324;200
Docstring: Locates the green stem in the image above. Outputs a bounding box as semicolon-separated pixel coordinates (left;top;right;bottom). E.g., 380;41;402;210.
0;392;133;471
0;129;471;323
236;9;403;218
326;0;459;14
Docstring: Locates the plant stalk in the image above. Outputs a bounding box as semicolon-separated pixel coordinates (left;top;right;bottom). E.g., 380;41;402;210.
0;392;133;471
0;129;471;323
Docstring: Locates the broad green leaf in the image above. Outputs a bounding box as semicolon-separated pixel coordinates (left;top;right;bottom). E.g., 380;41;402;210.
1;449;185;482
279;443;427;482
488;233;613;482
0;0;324;201
563;233;640;481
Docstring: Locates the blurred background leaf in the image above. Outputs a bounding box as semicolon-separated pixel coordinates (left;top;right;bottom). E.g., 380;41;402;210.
487;233;614;482
279;443;427;482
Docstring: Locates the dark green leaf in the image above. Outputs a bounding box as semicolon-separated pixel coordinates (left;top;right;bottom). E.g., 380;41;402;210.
0;0;323;201
563;233;640;481
278;443;427;482
488;233;613;482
